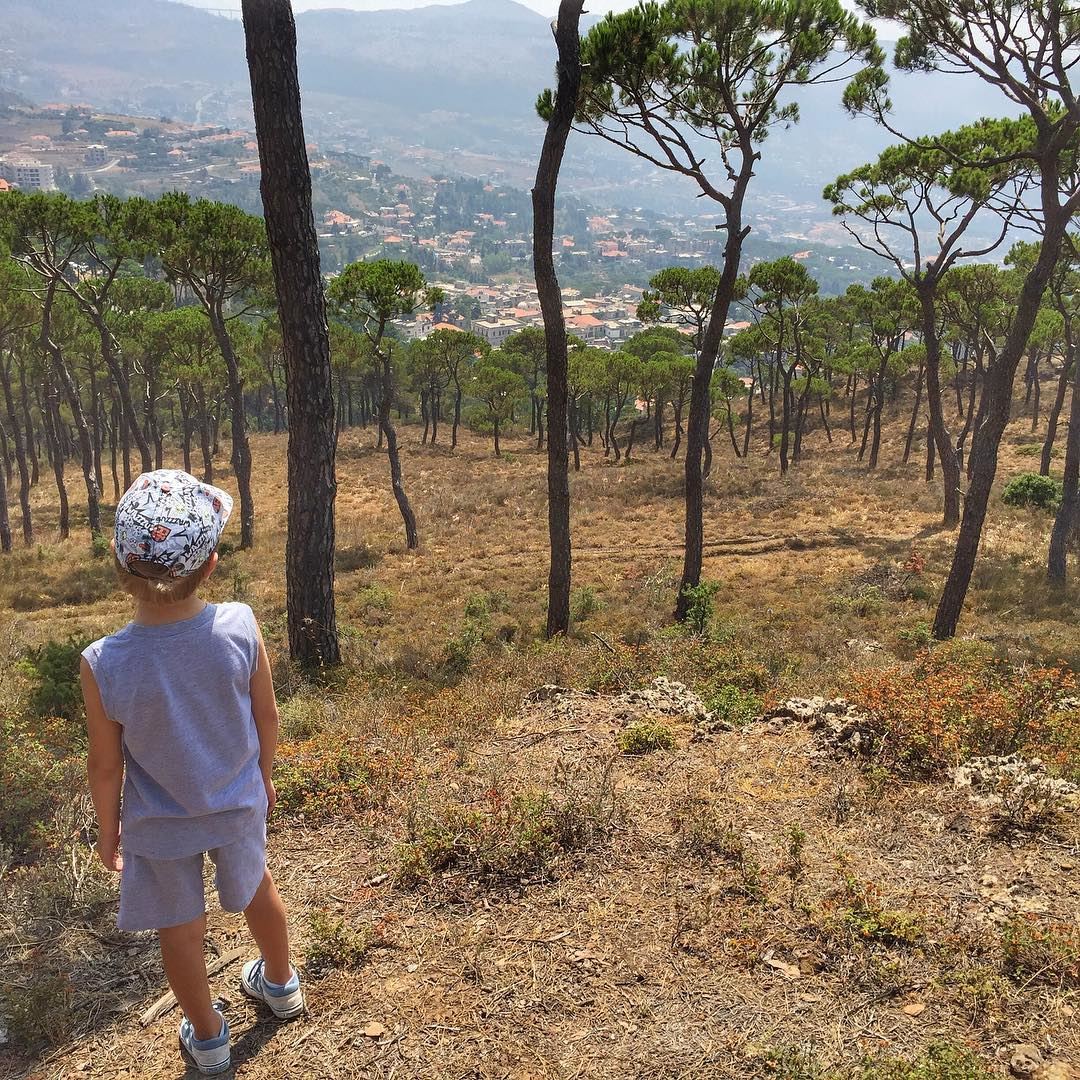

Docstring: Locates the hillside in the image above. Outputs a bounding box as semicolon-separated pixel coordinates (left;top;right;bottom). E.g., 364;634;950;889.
2;394;1079;1078
1;0;1018;223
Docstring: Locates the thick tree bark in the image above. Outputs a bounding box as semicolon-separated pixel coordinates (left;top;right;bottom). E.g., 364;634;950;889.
533;0;583;639
244;0;340;666
0;424;11;551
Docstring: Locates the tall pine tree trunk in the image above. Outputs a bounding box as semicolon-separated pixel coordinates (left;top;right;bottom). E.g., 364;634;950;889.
244;0;340;665
533;0;583;638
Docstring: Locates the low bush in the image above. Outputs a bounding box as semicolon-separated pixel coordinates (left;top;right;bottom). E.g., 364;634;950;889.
396;763;614;890
860;1044;994;1080
617;718;676;754
680;580;720;638
1;972;74;1048
570;585;602;623
273;739;413;821
278;692;338;741
706;684;762;728
17;636;91;723
356;583;393;625
0;712;79;853
826;876;924;948
1001;914;1080;988
305;912;375;973
851;643;1079;776
1002;471;1061;511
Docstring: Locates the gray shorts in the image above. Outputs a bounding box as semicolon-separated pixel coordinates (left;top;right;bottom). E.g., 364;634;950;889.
118;824;267;932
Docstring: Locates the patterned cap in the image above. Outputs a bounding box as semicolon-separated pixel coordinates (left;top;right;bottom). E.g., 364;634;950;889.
115;470;233;579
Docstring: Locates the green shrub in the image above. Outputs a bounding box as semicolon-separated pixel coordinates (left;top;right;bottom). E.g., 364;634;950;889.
570;586;602;622
860;1043;994;1080
2;972;74;1048
706;684;762;728
17;636;91;723
90;533;111;559
1002;471;1061;511
617;719;676;754
396;771;614;890
305;912;374;972
273;739;411;821
441;618;486;681
1001;914;1080;988
0;713;74;853
335;541;381;573
278;692;337;741
356;584;393;625
681;580;720;638
830;876;924;947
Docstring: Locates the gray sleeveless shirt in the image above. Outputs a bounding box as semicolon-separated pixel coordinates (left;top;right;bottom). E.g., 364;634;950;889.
82;602;267;859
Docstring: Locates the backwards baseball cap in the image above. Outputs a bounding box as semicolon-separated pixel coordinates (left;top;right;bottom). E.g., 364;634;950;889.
114;469;233;579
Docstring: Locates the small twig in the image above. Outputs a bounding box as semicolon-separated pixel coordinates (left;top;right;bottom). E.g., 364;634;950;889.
139;947;246;1026
590;632;617;654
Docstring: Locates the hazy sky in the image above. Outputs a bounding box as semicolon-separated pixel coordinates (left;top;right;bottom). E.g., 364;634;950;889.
181;0;897;32
180;0;746;18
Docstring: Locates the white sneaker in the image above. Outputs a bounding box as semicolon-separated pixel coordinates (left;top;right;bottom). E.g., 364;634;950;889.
240;958;305;1019
178;1009;230;1075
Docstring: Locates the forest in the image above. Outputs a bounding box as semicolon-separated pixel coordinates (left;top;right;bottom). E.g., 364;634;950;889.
2;0;1079;1078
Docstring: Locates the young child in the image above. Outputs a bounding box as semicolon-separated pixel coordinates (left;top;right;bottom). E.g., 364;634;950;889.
81;469;304;1075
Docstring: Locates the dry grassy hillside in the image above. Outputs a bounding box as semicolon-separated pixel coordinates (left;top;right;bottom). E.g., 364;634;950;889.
2;402;1078;1080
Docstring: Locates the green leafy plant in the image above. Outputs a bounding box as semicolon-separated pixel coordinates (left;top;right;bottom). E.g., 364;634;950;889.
1001;914;1080;988
0;713;75;852
706;684;762;728
18;636;91;722
396;766;615;890
305;912;374;973
617;719;676;754
1002;471;1062;511
681;580;720;638
830;875;924;947
1;972;74;1048
570;585;602;622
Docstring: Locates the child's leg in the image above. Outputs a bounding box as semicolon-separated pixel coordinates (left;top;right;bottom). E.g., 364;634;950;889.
243;868;293;985
159;913;221;1041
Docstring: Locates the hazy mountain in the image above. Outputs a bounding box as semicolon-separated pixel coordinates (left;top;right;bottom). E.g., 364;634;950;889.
1;0;1017;225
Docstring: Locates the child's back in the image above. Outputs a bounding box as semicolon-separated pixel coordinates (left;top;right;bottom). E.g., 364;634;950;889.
83;601;266;860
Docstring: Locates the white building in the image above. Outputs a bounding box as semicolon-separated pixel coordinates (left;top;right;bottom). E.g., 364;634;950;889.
0;158;57;191
471;318;520;349
85;145;108;166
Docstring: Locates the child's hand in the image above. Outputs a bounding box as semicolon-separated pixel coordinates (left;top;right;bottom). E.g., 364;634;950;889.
264;776;277;818
97;833;123;872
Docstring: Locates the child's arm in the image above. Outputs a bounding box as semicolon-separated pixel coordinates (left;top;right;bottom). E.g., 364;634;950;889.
250;626;279;815
80;659;124;872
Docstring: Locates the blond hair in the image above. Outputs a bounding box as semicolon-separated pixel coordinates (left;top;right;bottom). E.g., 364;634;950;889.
114;556;210;605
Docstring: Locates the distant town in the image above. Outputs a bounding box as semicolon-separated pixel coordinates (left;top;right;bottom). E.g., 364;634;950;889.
0;99;887;343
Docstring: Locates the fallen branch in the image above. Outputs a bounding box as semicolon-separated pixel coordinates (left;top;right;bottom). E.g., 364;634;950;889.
139;947;247;1026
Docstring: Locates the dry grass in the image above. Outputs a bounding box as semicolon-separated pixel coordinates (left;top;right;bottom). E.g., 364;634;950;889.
2;400;1080;1079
